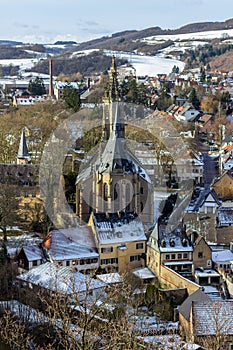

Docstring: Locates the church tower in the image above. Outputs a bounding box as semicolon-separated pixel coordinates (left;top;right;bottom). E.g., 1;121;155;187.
102;55;125;140
76;57;154;225
17;128;31;165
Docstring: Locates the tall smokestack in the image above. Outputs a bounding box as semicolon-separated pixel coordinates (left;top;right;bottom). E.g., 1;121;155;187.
49;59;54;97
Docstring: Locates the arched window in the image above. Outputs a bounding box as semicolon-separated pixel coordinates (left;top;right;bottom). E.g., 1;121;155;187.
126;183;131;211
140;201;144;212
103;183;108;212
104;183;108;201
114;183;120;212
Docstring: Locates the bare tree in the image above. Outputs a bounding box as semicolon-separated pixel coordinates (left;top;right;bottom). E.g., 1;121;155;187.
0;183;20;241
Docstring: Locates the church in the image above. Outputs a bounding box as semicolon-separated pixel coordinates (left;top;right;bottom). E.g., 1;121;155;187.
75;56;154;226
75;56;155;273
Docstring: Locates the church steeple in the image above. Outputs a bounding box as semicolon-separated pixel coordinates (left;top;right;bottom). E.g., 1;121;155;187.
17;128;31;164
103;55;119;103
102;56;124;140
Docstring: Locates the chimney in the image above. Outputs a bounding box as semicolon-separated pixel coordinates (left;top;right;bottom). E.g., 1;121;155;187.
49;59;54;97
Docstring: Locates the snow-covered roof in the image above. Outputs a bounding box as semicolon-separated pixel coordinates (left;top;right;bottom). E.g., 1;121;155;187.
179;289;209;321
54;81;80;90
212;249;233;263
22;245;43;261
218;207;233;226
96;272;122;284
192;301;233;336
157;225;193;253
93;212;146;244
17;262;105;295
46;229;98;261
132;267;156;280
186;187;221;213
20;227;98;263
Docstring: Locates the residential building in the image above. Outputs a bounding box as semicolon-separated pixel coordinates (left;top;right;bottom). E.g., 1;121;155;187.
89;211;147;273
17;228;99;273
147;223;194;278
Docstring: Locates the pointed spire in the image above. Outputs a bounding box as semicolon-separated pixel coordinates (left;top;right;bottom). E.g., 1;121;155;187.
104;55;119;103
17;128;30;164
112;102;125;138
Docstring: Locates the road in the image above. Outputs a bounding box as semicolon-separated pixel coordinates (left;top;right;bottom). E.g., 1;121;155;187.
198;140;219;188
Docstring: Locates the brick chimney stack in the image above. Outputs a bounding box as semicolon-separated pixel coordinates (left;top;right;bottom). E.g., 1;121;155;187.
49;59;54;97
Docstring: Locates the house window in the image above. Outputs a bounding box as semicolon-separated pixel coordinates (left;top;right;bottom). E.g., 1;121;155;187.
24;203;30;210
198;252;203;258
32;260;37;266
66;261;70;266
130;255;141;262
101;247;113;253
32;192;36;198
35;203;41;210
140;187;143;194
136;243;143;249
171;254;176;260
178;253;182;259
183;253;188;259
165;254;170;260
24;192;29;198
207;206;213;214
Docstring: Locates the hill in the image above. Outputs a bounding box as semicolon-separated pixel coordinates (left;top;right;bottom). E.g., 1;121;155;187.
73;18;233;54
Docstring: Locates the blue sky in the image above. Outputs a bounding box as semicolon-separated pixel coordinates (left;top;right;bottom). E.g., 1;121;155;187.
0;0;232;44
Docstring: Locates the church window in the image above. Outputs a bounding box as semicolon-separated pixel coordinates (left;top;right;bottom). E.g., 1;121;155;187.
114;183;120;211
126;183;131;211
140;202;144;212
104;183;108;201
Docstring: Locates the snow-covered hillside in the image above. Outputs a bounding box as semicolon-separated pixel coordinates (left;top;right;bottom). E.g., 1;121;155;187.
0;27;232;78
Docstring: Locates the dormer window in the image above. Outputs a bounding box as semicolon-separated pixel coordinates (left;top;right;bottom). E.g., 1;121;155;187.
170;239;175;247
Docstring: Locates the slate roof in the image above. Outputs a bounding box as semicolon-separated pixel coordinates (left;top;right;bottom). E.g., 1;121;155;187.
157;224;193;253
217;207;233;226
76;102;152;185
186;187;221;212
93;211;146;244
179;289;210;321
192;301;233;336
212;249;233;263
20;228;98;263
17;128;30;159
21;245;44;262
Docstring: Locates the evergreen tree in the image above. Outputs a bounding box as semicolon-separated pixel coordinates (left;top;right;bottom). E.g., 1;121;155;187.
28;77;46;95
62;83;81;112
188;88;200;109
